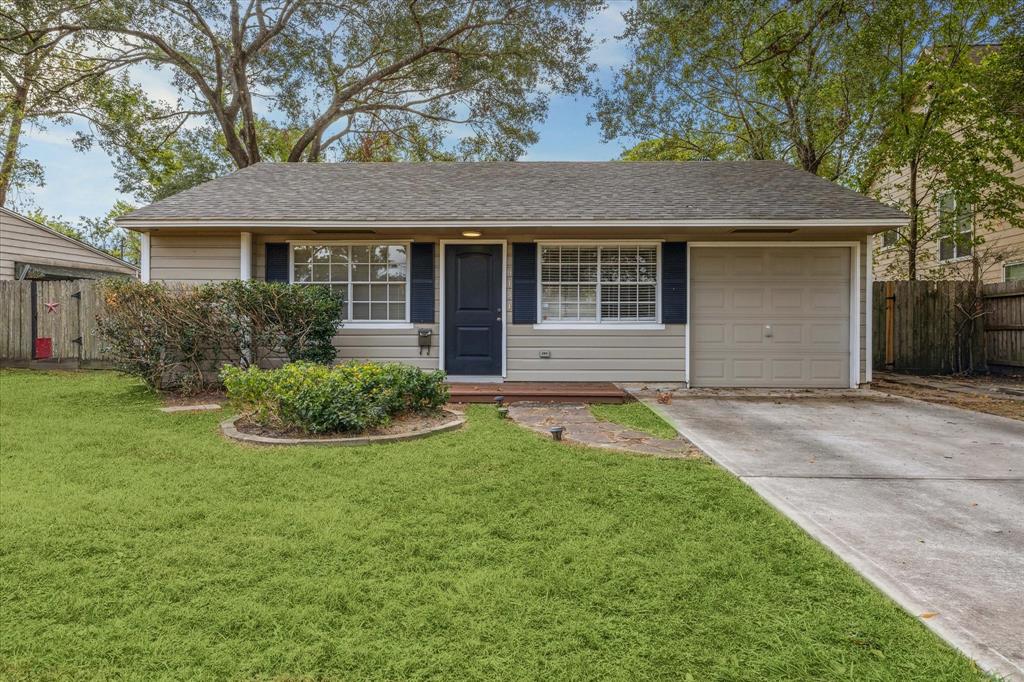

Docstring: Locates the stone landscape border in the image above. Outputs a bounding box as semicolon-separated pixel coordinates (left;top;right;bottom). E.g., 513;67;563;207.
220;410;465;446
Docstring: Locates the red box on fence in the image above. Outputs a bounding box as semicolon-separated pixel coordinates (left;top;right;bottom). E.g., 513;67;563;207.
34;338;52;360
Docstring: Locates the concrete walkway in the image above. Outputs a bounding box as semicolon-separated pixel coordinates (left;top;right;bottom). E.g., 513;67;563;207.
645;391;1024;680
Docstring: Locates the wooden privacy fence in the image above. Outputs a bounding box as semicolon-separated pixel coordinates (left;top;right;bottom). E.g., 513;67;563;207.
873;280;1024;374
0;280;111;366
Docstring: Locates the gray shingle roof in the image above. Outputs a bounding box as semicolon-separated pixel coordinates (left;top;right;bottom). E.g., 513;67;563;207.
119;160;906;224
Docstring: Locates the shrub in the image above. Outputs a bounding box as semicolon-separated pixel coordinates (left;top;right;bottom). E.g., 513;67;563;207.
96;279;343;393
202;280;341;367
96;280;217;393
221;361;449;434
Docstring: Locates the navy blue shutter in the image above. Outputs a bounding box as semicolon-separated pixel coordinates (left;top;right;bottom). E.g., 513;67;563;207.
265;243;289;282
512;242;537;324
661;242;687;324
409;242;435;323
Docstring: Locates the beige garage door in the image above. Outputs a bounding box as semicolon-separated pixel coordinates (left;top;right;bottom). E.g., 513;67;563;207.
690;247;851;388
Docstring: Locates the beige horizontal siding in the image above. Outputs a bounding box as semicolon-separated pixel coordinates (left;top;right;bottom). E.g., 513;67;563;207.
150;234;240;283
1;210;137;279
507;322;686;382
334;326;439;370
873;154;1022;284
148;230;870;385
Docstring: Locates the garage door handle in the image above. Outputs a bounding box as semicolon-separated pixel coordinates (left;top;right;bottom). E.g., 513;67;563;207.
764;325;773;338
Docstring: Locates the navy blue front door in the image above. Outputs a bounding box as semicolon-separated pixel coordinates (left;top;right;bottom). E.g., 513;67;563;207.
445;244;502;376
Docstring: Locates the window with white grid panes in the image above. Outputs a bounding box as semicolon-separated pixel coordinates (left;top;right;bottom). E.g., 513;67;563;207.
291;244;407;322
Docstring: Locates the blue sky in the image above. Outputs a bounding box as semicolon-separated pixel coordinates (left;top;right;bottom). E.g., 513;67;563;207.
17;3;635;222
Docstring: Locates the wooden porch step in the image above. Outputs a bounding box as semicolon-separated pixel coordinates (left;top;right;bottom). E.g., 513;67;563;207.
447;381;628;404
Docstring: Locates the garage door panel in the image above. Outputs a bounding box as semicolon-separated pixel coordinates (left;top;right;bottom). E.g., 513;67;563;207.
691;252;730;277
734;324;766;343
731;254;767;277
771;324;804;344
693;359;727;379
734;359;766;379
810;323;844;344
769;251;808;276
809;359;846;381
771;288;805;309
690;247;851;388
693;287;726;310
808;250;849;277
732;288;765;308
811;289;847;311
771;359;804;379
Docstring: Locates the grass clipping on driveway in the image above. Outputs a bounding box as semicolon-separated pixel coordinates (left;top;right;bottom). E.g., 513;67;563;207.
0;370;984;681
590;401;679;439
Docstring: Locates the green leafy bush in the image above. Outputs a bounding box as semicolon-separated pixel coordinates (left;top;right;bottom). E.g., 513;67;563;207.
222;361;449;434
97;279;343;393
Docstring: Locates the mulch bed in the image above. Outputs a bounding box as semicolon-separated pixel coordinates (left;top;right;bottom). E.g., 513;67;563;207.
872;375;1023;421
233;409;457;440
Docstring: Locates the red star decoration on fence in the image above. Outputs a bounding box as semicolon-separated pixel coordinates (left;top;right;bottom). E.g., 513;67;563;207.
45;300;60;313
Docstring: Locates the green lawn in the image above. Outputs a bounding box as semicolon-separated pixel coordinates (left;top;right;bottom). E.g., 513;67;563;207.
0;370;983;681
590;401;679;439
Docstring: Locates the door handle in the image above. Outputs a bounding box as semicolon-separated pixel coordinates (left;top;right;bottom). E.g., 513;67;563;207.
764;325;773;338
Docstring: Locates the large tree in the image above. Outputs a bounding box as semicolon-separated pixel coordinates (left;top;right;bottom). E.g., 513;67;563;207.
867;3;1024;281
595;0;919;182
0;0;184;207
68;0;600;172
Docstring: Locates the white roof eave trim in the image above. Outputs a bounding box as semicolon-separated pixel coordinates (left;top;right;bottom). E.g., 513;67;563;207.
117;217;907;230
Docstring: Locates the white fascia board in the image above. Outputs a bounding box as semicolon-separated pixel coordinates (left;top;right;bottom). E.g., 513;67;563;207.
115;217;908;230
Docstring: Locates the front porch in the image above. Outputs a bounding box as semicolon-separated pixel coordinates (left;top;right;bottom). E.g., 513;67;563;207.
446;381;628;404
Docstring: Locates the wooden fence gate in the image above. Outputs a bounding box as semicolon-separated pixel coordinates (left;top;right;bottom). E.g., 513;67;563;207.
873;280;1024;374
0;280;111;367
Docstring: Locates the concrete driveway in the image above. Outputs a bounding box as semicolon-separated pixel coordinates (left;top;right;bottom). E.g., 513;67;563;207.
645;391;1024;680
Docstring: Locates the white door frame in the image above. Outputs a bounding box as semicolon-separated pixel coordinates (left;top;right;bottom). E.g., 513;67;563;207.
438;239;508;380
686;241;862;389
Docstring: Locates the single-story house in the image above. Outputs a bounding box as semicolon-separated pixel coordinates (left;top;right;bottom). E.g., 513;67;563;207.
117;161;907;388
1;206;138;280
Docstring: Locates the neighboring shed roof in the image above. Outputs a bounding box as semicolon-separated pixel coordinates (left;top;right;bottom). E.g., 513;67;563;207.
0;206;138;279
118;160;907;226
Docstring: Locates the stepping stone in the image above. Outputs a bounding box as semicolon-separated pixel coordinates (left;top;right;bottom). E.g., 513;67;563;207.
159;404;222;413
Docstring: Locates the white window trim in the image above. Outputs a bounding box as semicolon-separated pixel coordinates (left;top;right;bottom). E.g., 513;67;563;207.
534;241;663;327
533;323;666;331
1004;261;1024;283
288;240;412;326
937;193;974;263
687;241;862;390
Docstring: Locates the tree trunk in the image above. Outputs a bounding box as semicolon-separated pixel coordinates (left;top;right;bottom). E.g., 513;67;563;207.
906;158;919;281
971;255;987;373
0;79;29;207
